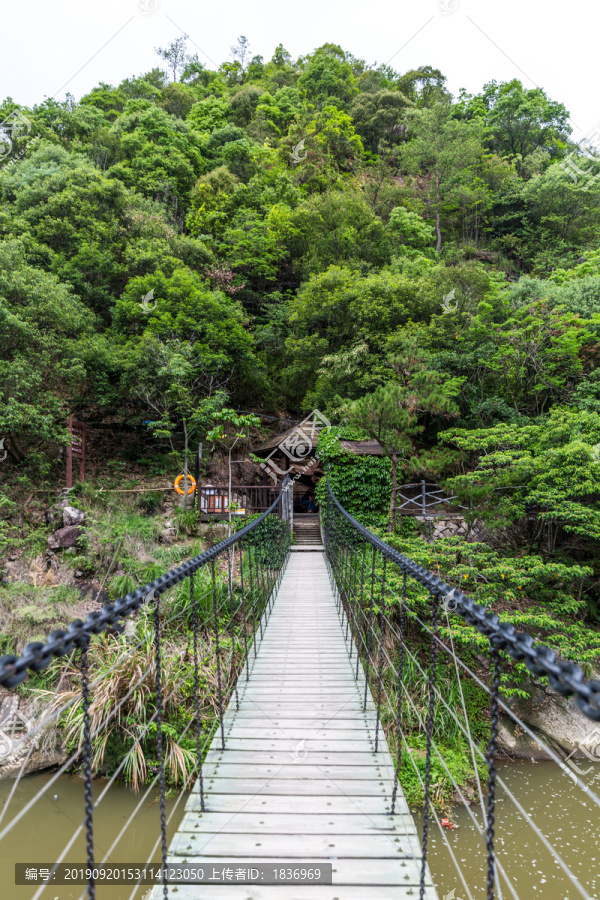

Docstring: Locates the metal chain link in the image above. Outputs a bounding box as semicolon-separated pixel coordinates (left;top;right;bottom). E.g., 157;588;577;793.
486;645;501;900
79;642;95;900
391;571;407;815
152;591;168;900
419;589;440;900
191;573;206;813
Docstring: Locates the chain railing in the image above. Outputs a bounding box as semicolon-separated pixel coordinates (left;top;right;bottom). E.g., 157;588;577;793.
323;476;600;900
0;477;292;900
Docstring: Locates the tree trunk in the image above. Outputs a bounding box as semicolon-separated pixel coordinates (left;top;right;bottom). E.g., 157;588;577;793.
182;420;189;510
227;448;232;538
388;451;398;533
435;164;442;253
5;434;25;463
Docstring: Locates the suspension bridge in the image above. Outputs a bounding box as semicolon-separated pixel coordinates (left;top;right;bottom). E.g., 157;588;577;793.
0;478;599;899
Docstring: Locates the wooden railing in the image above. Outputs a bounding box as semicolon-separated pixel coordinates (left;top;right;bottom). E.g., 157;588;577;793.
198;484;281;516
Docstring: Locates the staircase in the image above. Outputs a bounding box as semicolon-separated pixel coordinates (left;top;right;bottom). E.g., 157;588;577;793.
293;514;323;547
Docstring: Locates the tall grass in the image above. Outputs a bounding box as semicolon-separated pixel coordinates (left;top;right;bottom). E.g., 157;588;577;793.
36;571;252;791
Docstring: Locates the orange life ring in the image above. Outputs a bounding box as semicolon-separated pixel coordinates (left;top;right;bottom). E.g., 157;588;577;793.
174;474;196;496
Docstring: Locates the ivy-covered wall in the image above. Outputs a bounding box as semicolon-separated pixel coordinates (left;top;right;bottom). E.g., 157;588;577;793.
315;426;391;528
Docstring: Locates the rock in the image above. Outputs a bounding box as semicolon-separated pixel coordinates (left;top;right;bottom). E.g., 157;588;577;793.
498;684;598;758
198;522;229;540
44;499;70;526
47;525;82;551
44;508;62;526
0;693;67;780
159;526;177;544
63;506;86;526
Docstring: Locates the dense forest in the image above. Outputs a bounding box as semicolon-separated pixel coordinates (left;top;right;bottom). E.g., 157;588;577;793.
3;35;600;692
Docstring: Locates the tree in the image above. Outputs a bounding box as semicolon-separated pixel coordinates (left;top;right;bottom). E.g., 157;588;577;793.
443;406;600;551
288;189;391;278
349;90;411;154
0;239;100;463
396;66;450;108
160;82;195;119
388;207;435;249
475;300;597;417
155;35;191;82
298;44;358;106
107;105;202;210
1;143;131;319
400;103;490;251
126;338;228;508
207;409;260;533
230;36;251;75
346;339;464;529
462;79;571;165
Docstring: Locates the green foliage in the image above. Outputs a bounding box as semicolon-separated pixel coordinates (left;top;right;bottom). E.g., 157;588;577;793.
297;44;358;106
443;406;600;549
460;79;571;165
0;239;99;456
316;426;391;527
377;526;600;684
388;207;435;249
138;491;164;514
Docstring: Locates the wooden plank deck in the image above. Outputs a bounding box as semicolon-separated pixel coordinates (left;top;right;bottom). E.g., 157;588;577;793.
151;551;437;899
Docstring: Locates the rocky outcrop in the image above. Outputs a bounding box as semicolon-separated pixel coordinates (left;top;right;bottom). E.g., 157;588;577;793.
45;502;87;552
45;502;85;528
63;506;86;527
47;525;82;550
0;692;66;780
498;684;599;759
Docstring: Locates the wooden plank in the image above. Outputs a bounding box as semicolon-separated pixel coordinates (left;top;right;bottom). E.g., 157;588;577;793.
221;733;378;745
202;765;395;781
222;717;379;729
163;886;436;899
169;832;420;858
184;795;409;816
246;675;360;682
198;779;395;797
235;699;370;707
222;723;380;734
205;751;390;766
176;811;416;835
153;856;425;885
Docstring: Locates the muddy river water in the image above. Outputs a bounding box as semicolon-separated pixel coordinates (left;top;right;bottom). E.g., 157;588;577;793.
1;759;598;899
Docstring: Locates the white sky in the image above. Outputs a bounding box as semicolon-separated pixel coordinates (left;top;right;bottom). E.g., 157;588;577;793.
1;0;597;141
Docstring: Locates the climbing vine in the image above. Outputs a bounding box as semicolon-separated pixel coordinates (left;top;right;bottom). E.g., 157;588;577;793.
315;426;391;527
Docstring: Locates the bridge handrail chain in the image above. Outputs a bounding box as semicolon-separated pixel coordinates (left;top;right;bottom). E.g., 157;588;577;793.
326;478;600;721
0;479;291;688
